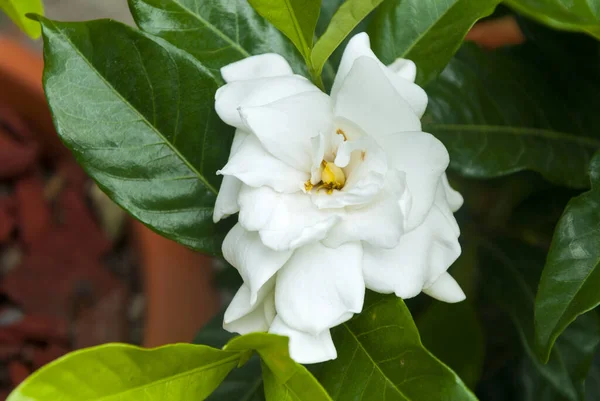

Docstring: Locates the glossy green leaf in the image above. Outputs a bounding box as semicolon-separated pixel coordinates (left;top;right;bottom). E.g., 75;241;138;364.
480;239;600;401
128;0;306;75
368;0;500;85
506;0;600;39
318;292;478;400
194;311;265;401
247;0;321;62
311;0;383;76
7;343;242;401
535;153;600;363
424;44;600;188
37;17;232;255
521;315;600;401
225;333;332;401
0;0;43;38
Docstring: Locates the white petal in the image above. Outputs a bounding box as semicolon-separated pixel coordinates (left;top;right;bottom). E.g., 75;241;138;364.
323;170;406;249
275;242;364;335
362;205;461;299
238;185;339;251
240;91;333;171
388;58;417;83
221;54;293;83
423;272;466;303
224;281;275;334
218;134;308;193
222;224;292;303
442;173;464;212
213;130;249;223
434;179;461;236
269;316;337;364
215;75;319;128
312;135;388;209
333;56;422;138
377;132;450;230
332;33;427;118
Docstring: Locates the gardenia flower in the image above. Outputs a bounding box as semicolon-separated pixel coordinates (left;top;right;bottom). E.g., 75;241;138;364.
213;33;465;364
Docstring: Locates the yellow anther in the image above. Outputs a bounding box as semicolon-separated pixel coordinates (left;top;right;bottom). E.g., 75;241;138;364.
304;180;314;192
336;128;348;141
321;161;346;190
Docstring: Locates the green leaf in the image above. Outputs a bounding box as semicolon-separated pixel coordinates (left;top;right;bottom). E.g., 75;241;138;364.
368;0;500;85
225;333;332;401
318;292;478;401
480;239;600;401
247;0;321;63
7;343;242;401
535;153;600;362
416;243;485;389
37;17;232;255
0;0;43;38
128;0;307;75
506;0;600;39
311;0;383;77
194;311;265;401
424;44;600;188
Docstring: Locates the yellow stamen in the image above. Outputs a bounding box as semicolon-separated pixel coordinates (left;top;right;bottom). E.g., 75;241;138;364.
304;180;313;192
336;128;347;141
321;161;346;190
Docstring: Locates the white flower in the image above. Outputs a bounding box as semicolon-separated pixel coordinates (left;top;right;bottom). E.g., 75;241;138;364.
213;33;465;364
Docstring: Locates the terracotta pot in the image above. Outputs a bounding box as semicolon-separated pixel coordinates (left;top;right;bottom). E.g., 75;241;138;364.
0;35;220;347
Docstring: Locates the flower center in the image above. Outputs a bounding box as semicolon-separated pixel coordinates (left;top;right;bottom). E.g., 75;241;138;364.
321;161;346;190
304;161;346;194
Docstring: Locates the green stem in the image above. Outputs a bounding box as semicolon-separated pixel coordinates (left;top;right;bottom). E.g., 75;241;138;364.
308;63;325;92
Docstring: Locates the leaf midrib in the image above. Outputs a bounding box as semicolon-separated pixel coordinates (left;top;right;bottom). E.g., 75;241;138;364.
398;0;498;59
46;18;218;195
425;124;600;148
170;0;251;57
342;323;411;401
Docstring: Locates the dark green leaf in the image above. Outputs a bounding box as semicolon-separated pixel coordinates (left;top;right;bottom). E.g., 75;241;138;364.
0;0;43;38
225;333;332;401
128;0;307;75
318;292;478;401
506;0;600;39
535;153;600;362
247;0;321;62
480;239;600;401
417;302;484;390
424;44;600;188
369;0;500;85
416;243;485;389
311;0;383;76
7;343;241;401
38;17;231;254
194;311;265;401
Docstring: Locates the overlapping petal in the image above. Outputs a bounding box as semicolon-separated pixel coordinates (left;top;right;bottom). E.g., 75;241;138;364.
237;185;339;251
224;280;276;334
362;205;461;299
222;223;292;304
218;134;308;193
333;56;422;138
213;129;248;223
275;242;364;335
332;33;427;118
269;316;337;364
240;91;333;171
377;132;450;231
215;75;319;128
221;53;293;83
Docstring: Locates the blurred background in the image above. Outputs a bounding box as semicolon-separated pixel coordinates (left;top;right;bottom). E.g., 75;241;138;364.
0;1;221;397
